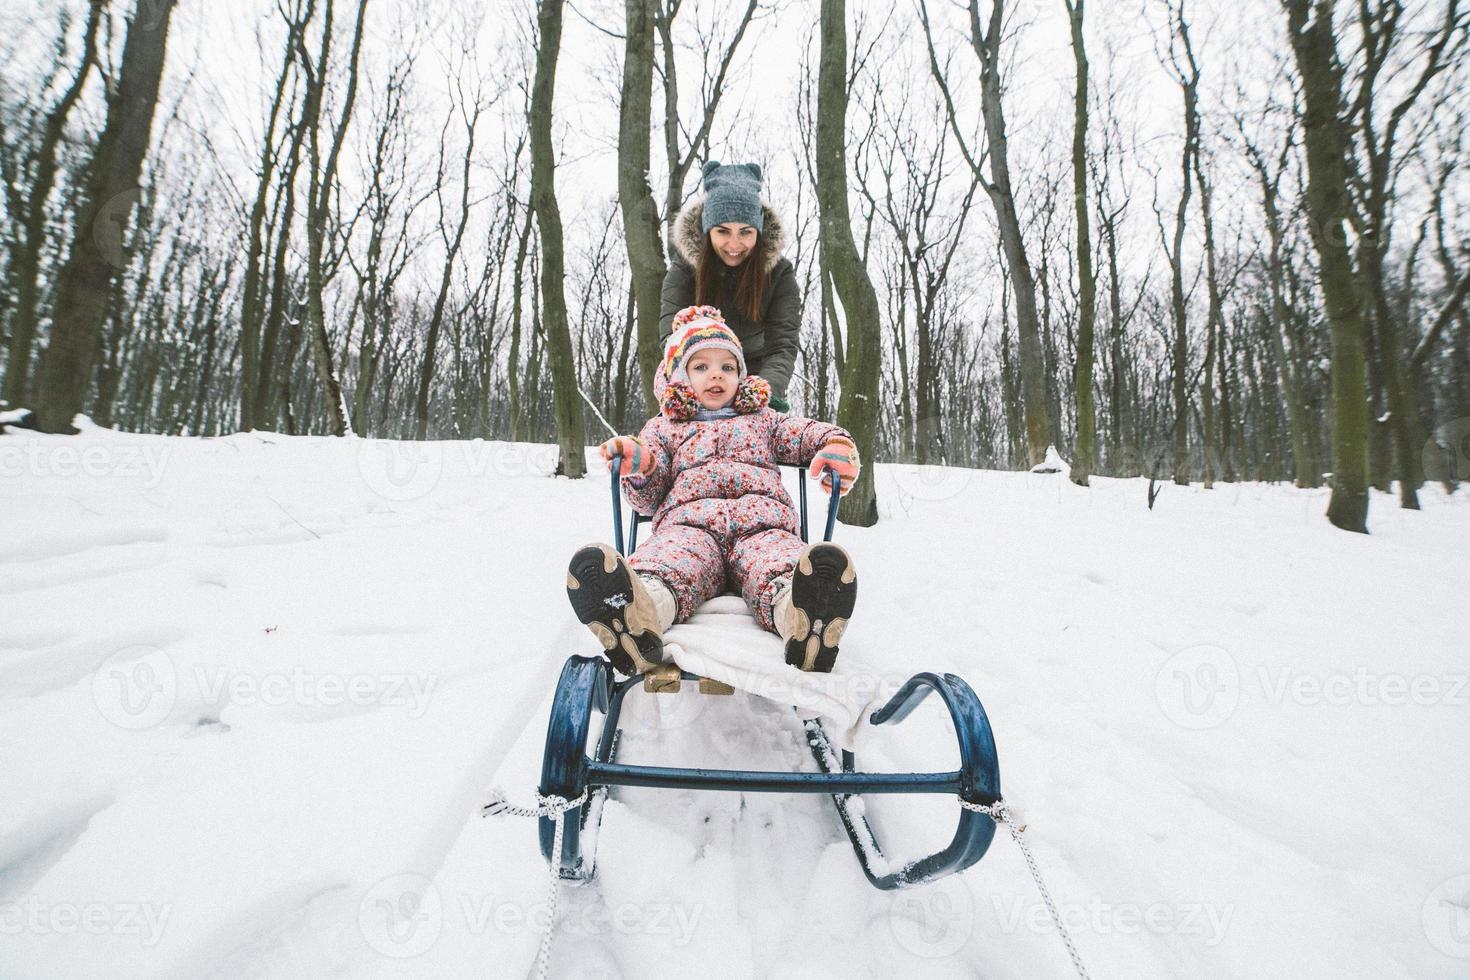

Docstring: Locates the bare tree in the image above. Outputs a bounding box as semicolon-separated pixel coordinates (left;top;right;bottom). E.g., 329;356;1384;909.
818;0;882;525
1234;78;1320;488
35;0;178;433
239;1;309;432
347;54;429;435
296;0;370;436
619;0;666;409
920;0;1052;466
530;0;586;475
1064;0;1097;485
1344;0;1466;509
1282;0;1371;532
415;47;487;439
3;0;104;409
1157;0;1201;486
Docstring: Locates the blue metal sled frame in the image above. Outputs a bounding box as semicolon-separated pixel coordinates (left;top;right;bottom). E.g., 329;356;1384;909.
536;457;1004;890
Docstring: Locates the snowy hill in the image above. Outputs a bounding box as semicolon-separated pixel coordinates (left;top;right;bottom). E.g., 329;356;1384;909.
2;427;1468;979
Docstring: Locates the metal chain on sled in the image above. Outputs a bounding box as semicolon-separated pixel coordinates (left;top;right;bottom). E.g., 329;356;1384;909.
960;797;1093;980
482;787;590;980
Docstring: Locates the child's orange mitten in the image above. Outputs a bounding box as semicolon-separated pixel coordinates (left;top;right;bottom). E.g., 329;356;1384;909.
600;436;654;477
809;437;860;495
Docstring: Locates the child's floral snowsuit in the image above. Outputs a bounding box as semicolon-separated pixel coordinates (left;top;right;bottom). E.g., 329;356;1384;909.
623;408;853;631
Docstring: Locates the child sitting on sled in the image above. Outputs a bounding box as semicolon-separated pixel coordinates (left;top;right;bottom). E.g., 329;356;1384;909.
566;305;860;677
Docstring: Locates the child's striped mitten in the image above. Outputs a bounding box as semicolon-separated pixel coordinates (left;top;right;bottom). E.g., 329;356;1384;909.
809;437;860;495
599;436;654;477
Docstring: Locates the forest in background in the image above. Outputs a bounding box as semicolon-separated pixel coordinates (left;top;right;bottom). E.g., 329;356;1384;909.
0;0;1466;531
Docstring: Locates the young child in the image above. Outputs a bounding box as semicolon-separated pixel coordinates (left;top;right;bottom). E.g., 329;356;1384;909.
566;305;861;677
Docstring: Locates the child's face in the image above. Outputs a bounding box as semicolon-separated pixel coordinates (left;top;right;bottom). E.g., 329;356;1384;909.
685;348;739;411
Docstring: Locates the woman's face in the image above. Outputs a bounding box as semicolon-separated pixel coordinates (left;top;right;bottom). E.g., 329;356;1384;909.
685;347;739;410
709;222;758;267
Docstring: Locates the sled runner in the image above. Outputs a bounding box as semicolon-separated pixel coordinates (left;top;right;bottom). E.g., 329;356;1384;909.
535;459;1005;890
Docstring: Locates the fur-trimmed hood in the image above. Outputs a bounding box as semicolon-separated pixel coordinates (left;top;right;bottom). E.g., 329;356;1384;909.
671;198;788;273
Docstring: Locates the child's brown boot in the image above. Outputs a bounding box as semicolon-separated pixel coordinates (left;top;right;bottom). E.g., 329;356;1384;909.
566;544;668;675
774;543;857;672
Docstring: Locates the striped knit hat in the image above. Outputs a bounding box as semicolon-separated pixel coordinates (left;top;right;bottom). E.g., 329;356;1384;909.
654;306;770;420
662;306;747;387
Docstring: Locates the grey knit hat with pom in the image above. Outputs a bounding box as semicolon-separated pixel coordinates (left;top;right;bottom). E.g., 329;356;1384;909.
699;160;765;234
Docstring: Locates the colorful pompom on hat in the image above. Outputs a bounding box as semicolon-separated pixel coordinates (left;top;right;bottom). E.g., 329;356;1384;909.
655;305;770;421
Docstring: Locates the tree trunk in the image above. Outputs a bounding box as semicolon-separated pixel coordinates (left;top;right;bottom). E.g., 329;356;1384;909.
35;0;177;433
415;98;480;440
1064;0;1095;485
508;206;535;441
297;0;368;437
970;0;1050;466
530;0;586;476
619;0;666;412
1195;160;1224;489
1165;9;1199;486
1103;210;1129;473
3;0;103;409
817;0;881;526
257;147;302;430
238;7;303;431
1284;0;1370;532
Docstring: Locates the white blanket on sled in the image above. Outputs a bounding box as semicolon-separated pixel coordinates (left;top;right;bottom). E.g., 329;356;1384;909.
661;595;888;752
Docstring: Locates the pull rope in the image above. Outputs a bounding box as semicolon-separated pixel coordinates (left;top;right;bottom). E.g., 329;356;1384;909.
482;787;590;980
960;797;1092;980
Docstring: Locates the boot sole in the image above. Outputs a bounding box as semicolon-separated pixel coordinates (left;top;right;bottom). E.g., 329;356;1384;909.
566;544;665;675
783;543;857;673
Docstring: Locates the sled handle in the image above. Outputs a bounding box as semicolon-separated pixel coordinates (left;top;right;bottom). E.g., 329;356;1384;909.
822;465;841;542
609;453;628;555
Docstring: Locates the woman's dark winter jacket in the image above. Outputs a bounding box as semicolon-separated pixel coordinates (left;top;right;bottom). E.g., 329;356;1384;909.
659;199;801;400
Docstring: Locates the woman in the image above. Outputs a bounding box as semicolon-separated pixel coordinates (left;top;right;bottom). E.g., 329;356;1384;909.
660;160;800;412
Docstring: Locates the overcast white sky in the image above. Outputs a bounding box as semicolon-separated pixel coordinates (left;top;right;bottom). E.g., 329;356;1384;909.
2;0;1457;316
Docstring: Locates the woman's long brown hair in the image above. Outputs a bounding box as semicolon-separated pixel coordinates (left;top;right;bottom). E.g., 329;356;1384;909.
695;235;769;322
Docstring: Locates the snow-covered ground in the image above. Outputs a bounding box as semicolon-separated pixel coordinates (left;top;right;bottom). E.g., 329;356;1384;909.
2;425;1468;979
